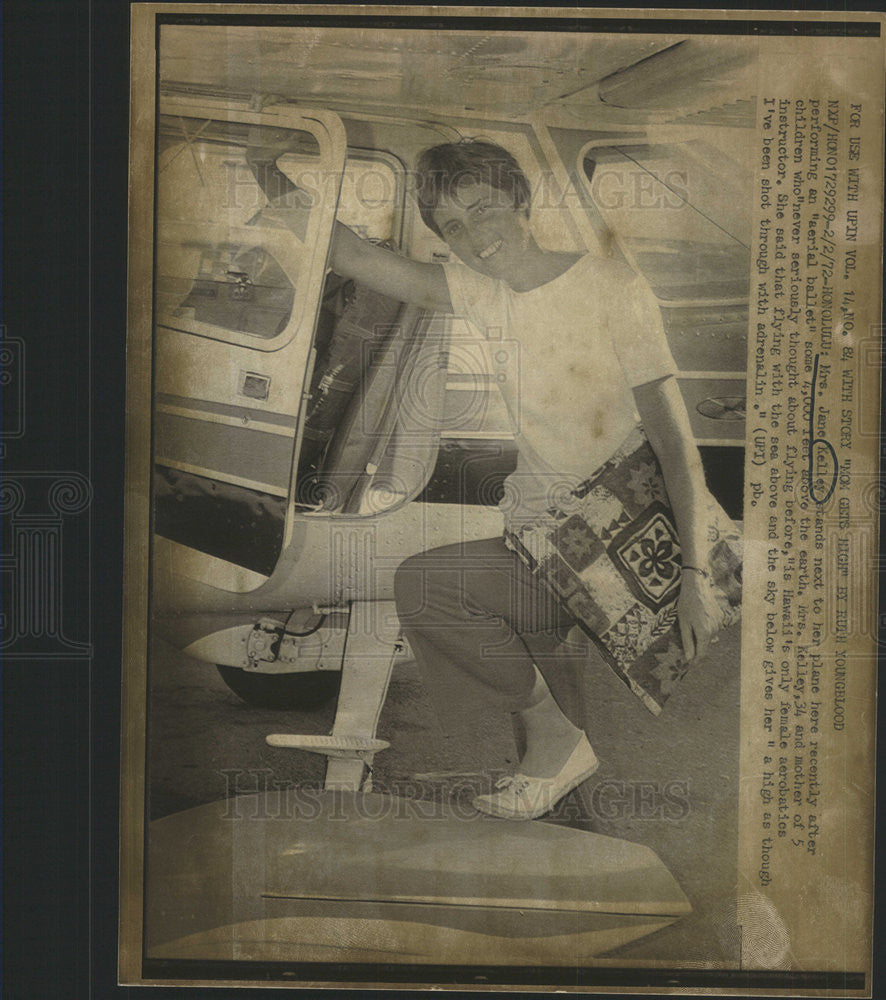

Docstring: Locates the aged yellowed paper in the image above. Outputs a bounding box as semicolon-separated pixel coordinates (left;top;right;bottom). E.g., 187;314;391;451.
120;5;884;992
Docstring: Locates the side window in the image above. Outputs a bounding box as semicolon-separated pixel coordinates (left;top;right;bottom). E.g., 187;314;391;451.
580;140;752;305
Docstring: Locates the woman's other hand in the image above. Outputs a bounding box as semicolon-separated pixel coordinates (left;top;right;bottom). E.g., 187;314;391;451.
677;571;721;662
244;125;313;236
245;125;297;167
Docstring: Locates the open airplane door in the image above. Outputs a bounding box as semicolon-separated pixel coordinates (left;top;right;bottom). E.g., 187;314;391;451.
152;98;346;590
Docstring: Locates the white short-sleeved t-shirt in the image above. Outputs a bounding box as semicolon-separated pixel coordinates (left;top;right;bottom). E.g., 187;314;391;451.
443;254;677;522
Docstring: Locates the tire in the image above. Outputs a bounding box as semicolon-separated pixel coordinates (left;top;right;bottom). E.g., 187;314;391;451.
216;665;341;711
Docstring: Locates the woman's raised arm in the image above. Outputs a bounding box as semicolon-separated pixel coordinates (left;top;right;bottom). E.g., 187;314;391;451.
330;223;452;312
246;131;452;312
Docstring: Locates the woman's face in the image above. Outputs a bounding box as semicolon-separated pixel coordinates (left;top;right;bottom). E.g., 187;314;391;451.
431;179;531;278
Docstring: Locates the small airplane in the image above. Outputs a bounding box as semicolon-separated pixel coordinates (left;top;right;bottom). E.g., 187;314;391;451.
145;23;752;963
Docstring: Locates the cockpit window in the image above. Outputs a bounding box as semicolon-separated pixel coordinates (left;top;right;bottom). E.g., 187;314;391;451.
166;243;295;340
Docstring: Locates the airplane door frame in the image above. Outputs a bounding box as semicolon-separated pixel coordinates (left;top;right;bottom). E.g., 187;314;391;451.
151;99;348;593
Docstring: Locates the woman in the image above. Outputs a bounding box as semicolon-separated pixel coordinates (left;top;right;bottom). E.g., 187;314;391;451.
248;136;725;820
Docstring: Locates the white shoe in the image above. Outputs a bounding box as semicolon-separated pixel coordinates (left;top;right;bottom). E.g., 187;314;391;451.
472;734;599;820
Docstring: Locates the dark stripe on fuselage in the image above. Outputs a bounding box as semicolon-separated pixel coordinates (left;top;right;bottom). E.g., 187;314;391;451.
154;465;286;576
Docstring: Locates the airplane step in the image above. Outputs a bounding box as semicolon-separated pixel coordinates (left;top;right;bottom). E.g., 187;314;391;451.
266;733;390;757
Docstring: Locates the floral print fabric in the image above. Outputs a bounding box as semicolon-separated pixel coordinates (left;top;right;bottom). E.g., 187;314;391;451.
504;426;743;715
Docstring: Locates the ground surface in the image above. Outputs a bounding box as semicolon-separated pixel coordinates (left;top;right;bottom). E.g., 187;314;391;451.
148;620;742;966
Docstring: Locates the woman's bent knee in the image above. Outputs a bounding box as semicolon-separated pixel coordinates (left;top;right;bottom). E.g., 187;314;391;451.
394;539;510;622
393;550;436;616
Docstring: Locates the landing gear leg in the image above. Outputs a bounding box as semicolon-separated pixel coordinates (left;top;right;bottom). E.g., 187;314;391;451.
267;600;401;791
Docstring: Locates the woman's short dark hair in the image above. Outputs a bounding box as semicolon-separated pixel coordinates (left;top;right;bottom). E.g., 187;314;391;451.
415;140;531;239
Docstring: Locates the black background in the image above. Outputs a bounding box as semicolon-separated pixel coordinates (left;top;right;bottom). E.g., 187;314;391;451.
2;2;884;997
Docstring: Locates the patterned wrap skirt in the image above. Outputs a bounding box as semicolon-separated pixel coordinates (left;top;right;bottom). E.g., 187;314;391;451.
504;425;743;715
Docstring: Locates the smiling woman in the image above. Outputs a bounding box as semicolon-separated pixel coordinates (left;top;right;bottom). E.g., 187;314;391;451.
414;141;582;290
244;131;740;819
416;141;531;234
